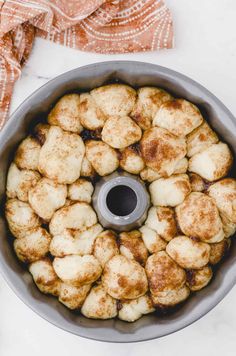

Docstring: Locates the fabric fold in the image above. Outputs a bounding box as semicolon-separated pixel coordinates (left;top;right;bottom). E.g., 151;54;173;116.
0;0;173;129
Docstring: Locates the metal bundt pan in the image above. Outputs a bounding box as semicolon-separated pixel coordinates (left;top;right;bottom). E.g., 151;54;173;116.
0;61;235;343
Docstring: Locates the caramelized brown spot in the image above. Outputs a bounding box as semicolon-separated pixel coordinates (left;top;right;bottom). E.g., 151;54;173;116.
164;99;182;110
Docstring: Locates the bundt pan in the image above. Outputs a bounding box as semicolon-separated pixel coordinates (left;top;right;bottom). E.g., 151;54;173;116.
0;61;236;342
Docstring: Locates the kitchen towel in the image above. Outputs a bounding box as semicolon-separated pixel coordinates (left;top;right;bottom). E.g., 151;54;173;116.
0;0;173;129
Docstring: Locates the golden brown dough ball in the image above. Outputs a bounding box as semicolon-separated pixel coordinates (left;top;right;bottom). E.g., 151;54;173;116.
189;173;205;192
176;192;224;243
59;283;91;309
119;230;148;266
49;202;97;236
131;87;172;130
48;94;83;133
80;156;95;177
145;207;177;242
189;142;233;182
93;230;119;268
187;121;219;157
38;126;85;184
119;146;145;174
208;178;236;224
5;199;40;239
53;255;102;286
102;116;142;149
209;239;231;265
28;177;67;221
139;225;167;253
140;127;186;177
50;224;103;257
186;266;213;291
85;140;119;176
91;84;136;118
220;213;236;238
153;99;203;137
140;167;161;182
149;174;191;207
118;294;154;322
68;178;94;203
145;251;186;294
151;286;190;307
14;227;51;263
29;258;61;296
81;284;117;319
174;157;189;174
14;136;41;171
6;163;40;202
102;255;148;299
166;235;210;269
78;93;107;130
140;158;188;183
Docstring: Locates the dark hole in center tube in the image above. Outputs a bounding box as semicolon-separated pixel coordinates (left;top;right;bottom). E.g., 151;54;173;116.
106;185;137;216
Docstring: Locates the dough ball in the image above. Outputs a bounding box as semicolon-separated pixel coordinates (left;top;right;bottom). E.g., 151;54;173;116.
68;178;94;203
102;255;148;299
14;136;41;171
189;173;205;192
145;207;177;242
78;93;107;130
140;127;186;177
149;174;191;207
119;230;148;266
139;225;167;253
140;167;161;182
166;235;210;269
80;156;95;177
151;286;190;307
119;146;145;174
59;283;91;310
93;230;119;268
118;294;154;322
91;84;136;117
29;258;61;296
145;251;186;294
50;224;103;257
208;178;236;223
209;239;231;265
48;94;83;133
14;227;51;263
153;99;203;137
189;142;233;182
28;178;67;221
81;284;117;319
102;116;142;149
174;157;188;174
176;192;224;243
6;163;40;202
5;199;40;239
220;213;236;238
38;126;85;184
187;121;219;157
140;158;188;183
49;202;97;236
85;140;119;176
186;266;213;291
131;87;172;130
6;163;20;199
53;255;102;286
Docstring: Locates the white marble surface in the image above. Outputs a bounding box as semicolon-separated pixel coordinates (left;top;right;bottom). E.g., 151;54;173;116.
1;0;236;355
